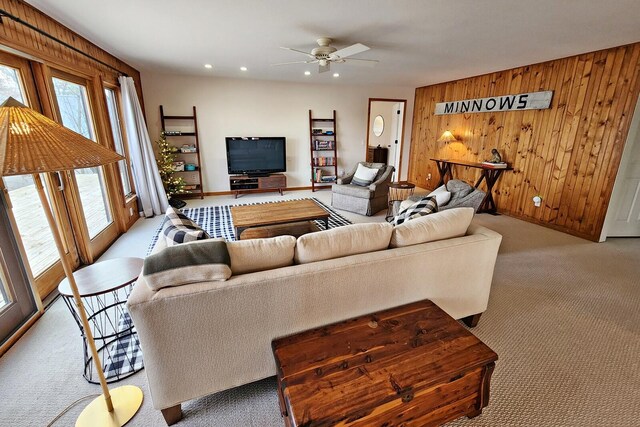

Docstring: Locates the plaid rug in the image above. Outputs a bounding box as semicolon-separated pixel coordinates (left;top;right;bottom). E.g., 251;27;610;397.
147;197;352;255
103;312;143;380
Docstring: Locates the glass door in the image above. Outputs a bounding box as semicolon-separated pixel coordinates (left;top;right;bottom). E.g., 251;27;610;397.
0;51;77;298
0;192;38;344
48;70;119;260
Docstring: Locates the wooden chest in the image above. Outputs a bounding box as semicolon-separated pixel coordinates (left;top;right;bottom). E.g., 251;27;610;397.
272;300;498;427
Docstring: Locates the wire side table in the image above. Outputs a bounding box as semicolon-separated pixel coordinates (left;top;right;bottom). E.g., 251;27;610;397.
387;181;416;220
58;257;144;384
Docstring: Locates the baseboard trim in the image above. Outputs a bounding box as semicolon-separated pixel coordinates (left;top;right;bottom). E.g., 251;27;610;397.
0;310;43;357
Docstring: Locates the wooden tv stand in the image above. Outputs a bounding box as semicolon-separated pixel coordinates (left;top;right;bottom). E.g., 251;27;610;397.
229;174;286;198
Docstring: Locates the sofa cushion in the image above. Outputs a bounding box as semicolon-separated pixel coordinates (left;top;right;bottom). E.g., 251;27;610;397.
391;196;438;225
295;223;393;264
162;207;209;246
142;238;231;291
352;164;380;186
390;207;475;248
446;180;474;204
227;235;296;275
426;185;452;206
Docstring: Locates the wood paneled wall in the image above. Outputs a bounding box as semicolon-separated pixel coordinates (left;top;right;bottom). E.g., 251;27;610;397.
0;0;141;94
408;43;640;240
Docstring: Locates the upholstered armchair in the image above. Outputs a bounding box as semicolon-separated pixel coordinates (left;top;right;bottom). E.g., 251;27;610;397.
331;162;395;216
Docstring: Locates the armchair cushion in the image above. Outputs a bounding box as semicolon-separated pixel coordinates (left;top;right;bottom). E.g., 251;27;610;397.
352;164;380;186
332;183;375;199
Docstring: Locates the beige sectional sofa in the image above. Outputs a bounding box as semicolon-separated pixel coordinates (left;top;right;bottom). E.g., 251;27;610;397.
127;208;502;424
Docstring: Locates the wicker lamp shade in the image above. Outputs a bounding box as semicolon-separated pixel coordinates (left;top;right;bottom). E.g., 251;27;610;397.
437;130;458;143
0;97;124;177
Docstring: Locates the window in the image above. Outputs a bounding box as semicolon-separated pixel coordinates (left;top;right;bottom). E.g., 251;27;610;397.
104;88;133;197
52;77;113;239
0;63;59;276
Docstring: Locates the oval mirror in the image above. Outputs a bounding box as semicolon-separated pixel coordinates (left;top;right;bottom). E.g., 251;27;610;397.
373;115;384;137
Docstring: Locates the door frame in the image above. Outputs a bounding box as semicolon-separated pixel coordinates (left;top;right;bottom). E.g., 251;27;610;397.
365;98;407;179
600;94;640;241
0;189;41;354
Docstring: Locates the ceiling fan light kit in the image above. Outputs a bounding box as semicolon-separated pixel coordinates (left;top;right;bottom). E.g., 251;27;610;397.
274;37;379;74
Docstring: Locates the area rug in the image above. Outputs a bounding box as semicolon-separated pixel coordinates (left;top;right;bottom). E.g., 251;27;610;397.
147;197;352;255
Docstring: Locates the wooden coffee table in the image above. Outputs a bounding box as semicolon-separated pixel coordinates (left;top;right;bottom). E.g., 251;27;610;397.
272;300;498;427
230;199;330;240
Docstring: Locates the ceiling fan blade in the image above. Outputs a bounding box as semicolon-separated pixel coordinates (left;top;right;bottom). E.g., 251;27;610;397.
329;43;370;60
344;58;379;67
319;62;330;73
280;47;316;58
271;60;317;66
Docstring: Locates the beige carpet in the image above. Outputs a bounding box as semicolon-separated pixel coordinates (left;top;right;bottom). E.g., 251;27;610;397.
0;196;638;426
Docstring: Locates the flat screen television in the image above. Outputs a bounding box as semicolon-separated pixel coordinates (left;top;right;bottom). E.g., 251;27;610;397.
226;137;287;176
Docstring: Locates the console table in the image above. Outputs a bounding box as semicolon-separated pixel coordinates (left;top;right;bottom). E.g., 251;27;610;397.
431;158;513;214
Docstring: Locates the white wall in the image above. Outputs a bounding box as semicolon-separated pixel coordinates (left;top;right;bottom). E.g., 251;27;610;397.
141;73;415;192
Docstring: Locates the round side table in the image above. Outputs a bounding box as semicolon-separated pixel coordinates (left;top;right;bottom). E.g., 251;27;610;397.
387;181;416;220
58;257;144;384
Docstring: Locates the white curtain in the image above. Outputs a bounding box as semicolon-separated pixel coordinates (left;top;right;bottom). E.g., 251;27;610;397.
119;76;168;217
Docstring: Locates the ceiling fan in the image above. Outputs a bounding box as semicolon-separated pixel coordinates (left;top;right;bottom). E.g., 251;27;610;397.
273;37;378;73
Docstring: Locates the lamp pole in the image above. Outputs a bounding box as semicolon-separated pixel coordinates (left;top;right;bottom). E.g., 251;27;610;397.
34;174;114;409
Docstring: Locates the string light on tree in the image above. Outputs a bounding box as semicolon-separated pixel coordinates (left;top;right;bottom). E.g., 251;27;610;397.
155;131;186;199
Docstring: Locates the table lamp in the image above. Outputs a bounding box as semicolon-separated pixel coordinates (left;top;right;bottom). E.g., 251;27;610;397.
0;97;143;427
437;130;458;143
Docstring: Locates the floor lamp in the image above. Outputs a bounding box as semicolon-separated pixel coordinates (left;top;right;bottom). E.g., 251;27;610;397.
0;97;143;427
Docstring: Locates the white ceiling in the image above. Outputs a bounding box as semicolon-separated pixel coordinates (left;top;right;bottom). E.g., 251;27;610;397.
25;0;640;87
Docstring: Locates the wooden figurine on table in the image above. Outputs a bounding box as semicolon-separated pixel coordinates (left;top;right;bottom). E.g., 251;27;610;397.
487;148;502;163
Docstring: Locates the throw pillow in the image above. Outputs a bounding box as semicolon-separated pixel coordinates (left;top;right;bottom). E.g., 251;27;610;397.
227;235;296;275
391;196;438;225
162;207;209;246
351;164;379;186
295;223;393;264
390;207;475;248
426;185;452;207
142;238;231;291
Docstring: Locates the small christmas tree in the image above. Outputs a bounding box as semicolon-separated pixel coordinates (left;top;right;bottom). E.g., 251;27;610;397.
156;132;186;200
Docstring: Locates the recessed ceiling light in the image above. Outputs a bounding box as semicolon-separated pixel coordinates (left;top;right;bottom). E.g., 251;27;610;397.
304;71;311;76
240;66;247;71
333;73;339;78
204;64;213;69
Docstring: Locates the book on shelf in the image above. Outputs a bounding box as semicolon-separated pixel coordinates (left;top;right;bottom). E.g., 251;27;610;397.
313;140;335;150
481;161;508;169
313;157;335;166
